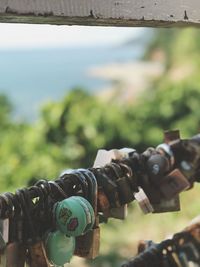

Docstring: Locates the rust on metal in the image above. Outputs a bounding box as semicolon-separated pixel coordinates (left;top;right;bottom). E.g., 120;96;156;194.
164;130;180;144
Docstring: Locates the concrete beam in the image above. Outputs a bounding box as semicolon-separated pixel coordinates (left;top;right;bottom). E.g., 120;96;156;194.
0;0;199;27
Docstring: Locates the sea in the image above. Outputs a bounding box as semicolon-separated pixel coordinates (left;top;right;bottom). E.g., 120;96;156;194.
0;45;143;121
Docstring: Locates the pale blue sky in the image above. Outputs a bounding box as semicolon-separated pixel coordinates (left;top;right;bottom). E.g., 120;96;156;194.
0;23;143;49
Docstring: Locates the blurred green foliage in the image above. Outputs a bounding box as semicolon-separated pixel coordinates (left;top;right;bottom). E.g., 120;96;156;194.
2;81;200;191
1;28;200;266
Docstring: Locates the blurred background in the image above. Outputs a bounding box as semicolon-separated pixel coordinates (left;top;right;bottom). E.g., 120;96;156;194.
0;24;200;266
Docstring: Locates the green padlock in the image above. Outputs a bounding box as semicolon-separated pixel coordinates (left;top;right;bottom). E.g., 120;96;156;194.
54;196;95;237
45;230;75;266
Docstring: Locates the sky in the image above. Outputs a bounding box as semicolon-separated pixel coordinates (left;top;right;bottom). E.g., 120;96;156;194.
0;23;143;49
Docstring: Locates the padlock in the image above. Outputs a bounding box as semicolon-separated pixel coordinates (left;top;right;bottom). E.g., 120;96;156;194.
2;192;27;267
96;170;119;209
74;169;100;259
114;163;135;206
2;219;9;245
0;220;6;250
102;166;127;220
93;148;136;168
140;168;181;213
147;153;171;184
117;148;136;158
134;187;154;214
159;169;190;200
93;149;117;168
181;242;200;263
44;230;75;266
116;176;134;205
16;189;50;267
93;149;135;219
93;150;121;211
152;196;180;213
75;224;100;259
144;130;183;213
6;215;26;267
164;130;180;144
54;196;95;237
6;242;27;267
27;242;51;267
97;187;124;221
178;252;189;267
0;219;8;267
175;226;200;267
104;162;134;219
156;143;175;168
106;206;128;220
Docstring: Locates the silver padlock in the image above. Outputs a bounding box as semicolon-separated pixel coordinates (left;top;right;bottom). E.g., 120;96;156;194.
134;187;154;214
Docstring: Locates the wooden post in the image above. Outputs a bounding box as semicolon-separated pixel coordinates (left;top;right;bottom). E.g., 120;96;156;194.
0;0;199;27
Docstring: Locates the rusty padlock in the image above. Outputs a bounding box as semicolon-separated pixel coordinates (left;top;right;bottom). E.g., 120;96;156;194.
159;169;190;200
17;189;51;267
4;192;27;267
93;149;135;220
75;169;100;259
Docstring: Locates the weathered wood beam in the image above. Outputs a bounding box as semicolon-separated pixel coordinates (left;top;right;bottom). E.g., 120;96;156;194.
0;0;199;27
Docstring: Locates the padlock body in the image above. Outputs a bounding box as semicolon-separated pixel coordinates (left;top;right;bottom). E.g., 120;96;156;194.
75;227;100;259
28;242;50;267
6;242;26;267
160;169;190;199
54;196;95;237
45;230;75;266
